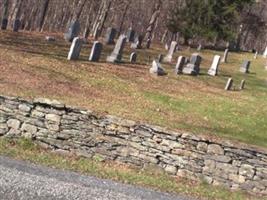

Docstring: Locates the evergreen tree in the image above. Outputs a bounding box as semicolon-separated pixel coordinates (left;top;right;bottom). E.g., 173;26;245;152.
167;0;255;44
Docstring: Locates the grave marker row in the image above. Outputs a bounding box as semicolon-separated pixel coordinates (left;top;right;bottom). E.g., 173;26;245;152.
225;79;246;91
68;34;136;63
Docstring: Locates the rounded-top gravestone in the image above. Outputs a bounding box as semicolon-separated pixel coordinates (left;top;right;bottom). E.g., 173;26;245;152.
130;52;137;63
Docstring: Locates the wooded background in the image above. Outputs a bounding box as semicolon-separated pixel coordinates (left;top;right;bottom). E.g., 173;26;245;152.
1;0;267;52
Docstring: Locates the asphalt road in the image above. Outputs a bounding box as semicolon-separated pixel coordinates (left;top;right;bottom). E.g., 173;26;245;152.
0;156;194;200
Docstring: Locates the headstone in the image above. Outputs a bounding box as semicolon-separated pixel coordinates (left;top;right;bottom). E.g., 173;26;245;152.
222;49;229;63
263;46;267;58
106;35;127;63
67;37;83;60
130;35;143;49
105;27;117;45
158;54;164;63
163;41;177;63
64;20;80;42
182;53;202;75
45;36;56;42
1;18;8;30
165;43;169;50
89;41;103;62
175;56;186;75
146;38;152;49
127;28;135;42
254;51;258;59
150;60;166;76
225;78;233;91
13;19;21;32
129;52;137;63
208;55;221;76
240;80;246;90
240;60;250;73
197;44;202;51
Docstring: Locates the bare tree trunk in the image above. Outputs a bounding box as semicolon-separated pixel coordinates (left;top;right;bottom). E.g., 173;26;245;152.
1;0;9;20
83;4;93;39
144;0;162;48
97;0;111;37
91;0;112;39
118;1;131;36
91;1;104;37
39;0;50;31
73;0;87;20
161;29;168;43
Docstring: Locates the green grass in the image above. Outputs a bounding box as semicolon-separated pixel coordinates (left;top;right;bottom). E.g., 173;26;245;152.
0;138;263;200
0;31;267;148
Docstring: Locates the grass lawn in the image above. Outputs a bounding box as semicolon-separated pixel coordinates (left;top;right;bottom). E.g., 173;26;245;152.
0;138;263;200
0;30;266;148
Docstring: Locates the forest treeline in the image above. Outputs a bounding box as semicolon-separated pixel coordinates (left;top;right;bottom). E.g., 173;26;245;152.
0;0;267;51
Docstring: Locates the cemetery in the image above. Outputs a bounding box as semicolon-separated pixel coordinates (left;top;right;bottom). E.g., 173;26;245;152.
0;0;267;199
0;30;266;150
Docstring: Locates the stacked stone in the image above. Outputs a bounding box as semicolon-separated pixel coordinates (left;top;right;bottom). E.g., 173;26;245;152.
0;95;267;195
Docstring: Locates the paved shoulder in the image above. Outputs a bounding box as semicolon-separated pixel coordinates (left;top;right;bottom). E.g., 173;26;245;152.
0;156;192;200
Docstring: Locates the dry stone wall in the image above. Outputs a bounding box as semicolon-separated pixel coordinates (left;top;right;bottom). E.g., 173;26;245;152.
0;95;267;195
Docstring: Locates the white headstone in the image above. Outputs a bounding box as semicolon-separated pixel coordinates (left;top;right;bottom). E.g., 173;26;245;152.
222;49;229;63
150;60;166;76
163;41;177;63
130;52;137;63
240;80;246;90
208;55;221;76
89;41;103;62
165;43;169;50
67;37;83;60
197;44;202;51
240;60;251;73
225;78;233;91
106;35;127;63
263;46;267;58
175;56;186;74
254;51;258;59
182;53;202;75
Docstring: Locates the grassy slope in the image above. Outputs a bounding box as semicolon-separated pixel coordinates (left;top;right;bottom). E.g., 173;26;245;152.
0;31;266;148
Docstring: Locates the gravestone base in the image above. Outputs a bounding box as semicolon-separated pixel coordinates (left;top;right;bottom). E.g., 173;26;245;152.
183;64;199;75
163;56;172;63
106;54;122;63
208;69;217;76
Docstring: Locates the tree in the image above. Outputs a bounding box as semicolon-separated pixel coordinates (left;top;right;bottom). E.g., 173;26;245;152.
167;0;255;46
144;0;162;48
38;0;50;31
